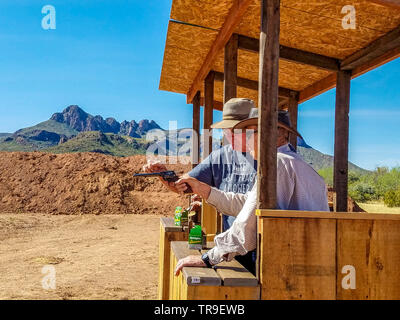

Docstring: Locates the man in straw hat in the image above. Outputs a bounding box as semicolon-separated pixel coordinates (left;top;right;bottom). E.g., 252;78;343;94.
174;108;329;275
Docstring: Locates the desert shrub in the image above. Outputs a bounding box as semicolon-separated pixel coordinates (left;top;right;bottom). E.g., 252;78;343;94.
384;189;400;207
317;166;400;203
349;182;376;202
348;171;361;184
374;167;400;198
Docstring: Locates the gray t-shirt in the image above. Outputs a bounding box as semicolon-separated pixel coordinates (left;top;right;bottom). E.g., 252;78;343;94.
188;144;257;230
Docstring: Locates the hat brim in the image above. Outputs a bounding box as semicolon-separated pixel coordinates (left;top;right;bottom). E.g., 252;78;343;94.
232;118;258;130
233;117;303;140
278;122;303;140
210;119;243;129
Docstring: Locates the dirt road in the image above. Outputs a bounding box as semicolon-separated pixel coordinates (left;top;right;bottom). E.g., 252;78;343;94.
0;213;161;300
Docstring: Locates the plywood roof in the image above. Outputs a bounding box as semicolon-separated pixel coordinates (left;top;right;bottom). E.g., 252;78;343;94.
160;0;400;106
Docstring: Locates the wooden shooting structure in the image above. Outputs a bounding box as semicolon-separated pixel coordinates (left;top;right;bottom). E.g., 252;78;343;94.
158;0;400;300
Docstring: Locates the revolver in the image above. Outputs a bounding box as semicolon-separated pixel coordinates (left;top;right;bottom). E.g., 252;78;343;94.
133;171;193;194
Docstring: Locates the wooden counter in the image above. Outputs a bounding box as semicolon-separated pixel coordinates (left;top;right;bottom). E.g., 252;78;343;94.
169;241;260;300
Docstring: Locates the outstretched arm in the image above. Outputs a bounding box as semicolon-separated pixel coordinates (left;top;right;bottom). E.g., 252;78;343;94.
175;177;248;217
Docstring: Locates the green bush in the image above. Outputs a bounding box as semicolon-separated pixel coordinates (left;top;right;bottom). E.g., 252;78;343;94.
348;171;361;184
317;166;400;204
374;167;400;198
384;189;400;207
349;182;376;203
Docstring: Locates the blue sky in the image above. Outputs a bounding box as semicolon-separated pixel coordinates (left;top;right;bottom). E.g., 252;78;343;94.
0;0;399;170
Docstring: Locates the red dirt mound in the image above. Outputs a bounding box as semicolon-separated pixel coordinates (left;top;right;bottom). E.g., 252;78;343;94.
0;152;363;215
0;152;191;215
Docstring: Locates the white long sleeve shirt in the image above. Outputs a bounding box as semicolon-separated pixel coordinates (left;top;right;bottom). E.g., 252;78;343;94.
206;144;330;265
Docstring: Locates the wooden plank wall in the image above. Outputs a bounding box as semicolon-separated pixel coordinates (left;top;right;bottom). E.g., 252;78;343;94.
337;219;400;300
260;218;336;300
259;216;400;300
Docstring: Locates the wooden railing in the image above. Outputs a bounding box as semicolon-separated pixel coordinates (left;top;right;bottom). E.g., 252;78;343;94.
256;210;400;300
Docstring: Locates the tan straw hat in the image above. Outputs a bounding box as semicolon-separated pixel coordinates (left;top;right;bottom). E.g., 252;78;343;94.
233;108;303;140
210;98;255;129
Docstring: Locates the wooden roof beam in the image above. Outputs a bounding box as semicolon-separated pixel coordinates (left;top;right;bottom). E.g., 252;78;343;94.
199;96;288;111
199;98;224;111
341;25;400;71
186;0;254;104
213;71;299;99
237;34;340;71
367;0;400;9
299;41;400;103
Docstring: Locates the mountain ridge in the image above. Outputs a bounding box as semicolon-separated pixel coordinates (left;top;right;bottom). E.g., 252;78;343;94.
0;105;369;173
50;105;162;137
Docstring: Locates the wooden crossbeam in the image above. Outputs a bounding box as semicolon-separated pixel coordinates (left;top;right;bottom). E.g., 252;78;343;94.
341;25;400;71
200;96;287;110
299;45;400;103
367;0;400;8
199;98;223;111
213;71;298;98
237;34;340;71
186;0;254;104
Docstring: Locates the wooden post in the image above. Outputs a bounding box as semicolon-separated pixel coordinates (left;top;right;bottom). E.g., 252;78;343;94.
220;34;239;232
224;34;238;102
203;71;215;159
288;91;299;150
158;217;188;300
334;70;351;212
257;0;280;210
192;91;201;169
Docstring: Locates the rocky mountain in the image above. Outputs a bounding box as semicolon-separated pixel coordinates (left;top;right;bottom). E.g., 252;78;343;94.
50;105;162;137
0;105;164;151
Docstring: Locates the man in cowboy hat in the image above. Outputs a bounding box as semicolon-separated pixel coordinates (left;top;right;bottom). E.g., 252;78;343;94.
143;98;258;272
173;108;329;274
143;98;257;231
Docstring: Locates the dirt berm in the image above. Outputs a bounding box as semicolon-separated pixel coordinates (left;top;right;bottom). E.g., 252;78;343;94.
0;152;363;214
0;152;190;215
